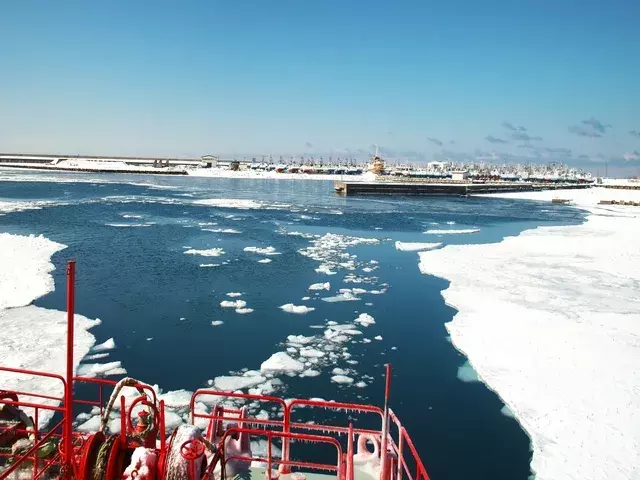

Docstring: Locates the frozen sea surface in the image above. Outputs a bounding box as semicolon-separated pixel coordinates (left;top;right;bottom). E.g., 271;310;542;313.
0;169;589;480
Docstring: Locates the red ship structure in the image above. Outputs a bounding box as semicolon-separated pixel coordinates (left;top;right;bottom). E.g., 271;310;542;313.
0;261;430;480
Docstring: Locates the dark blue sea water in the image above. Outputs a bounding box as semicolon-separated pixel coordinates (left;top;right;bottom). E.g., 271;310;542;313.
0;169;585;480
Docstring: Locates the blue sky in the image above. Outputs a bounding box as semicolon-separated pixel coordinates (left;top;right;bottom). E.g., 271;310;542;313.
1;0;639;175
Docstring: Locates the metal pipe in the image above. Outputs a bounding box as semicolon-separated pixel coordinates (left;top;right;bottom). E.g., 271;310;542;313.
64;260;76;473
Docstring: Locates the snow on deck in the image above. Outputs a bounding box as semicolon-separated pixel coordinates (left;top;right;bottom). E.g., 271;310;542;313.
419;187;640;480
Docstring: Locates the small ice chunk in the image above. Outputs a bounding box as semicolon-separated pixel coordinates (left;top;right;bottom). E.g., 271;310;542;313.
220;300;246;308
395;241;442;251
457;361;480;382
299;348;325;358
244;246;280;255
286;335;315;345
260;352;305;374
355;381;367;388
235;308;254;314
184;248;225;257
214;375;267;391
423;228;479;235
91;338;116;352
374;335;383;341
332;368;347;375
354;313;375;327
280;304;315;314
258;259;272;264
211;321;224;326
226;292;243;297
331;375;354;384
300;369;321;378
309;282;331;291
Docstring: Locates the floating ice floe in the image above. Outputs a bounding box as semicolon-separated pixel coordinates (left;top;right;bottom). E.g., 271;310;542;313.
226;292;243;297
286;335;315;345
299;233;380;276
221;300;247;308
184;248;225;257
214;374;267;391
280;304;315;314
374;335;383;341
91;338;116;352
235;308;254;314
354;313;375;327
121;214;143;219
202;228;241;234
193;198;290;210
84;352;110;361
423;228;480;235
258;259;272;264
308;282;330;291
331;375;354;384
211;321;224;326
77;361;127;378
260;352;305;374
322;292;361;303
299;348;325;358
456;361;480;382
0;233;67;310
244;246;280;255
105;222;153;228
394;241;443;252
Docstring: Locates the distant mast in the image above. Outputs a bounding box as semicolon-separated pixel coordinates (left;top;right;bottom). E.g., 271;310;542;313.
369;145;385;175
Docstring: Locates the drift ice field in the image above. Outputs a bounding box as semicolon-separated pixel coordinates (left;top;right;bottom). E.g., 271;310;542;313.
1;168;638;480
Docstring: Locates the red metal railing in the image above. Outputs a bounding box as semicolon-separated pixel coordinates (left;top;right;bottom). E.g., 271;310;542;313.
0;259;432;480
0;367;68;479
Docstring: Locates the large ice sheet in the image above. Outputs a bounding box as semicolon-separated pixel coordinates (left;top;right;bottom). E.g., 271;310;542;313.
0;233;67;309
0;233;101;426
419;188;640;480
0;306;100;425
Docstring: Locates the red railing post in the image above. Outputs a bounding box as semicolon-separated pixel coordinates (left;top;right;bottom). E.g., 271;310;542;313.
64;260;76;473
281;403;291;473
381;364;392;480
347;423;354;480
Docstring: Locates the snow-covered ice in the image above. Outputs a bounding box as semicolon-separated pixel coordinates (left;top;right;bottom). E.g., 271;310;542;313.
184;248;225;257
280;304;315;314
331;375;354;384
0;233;101;426
423;228;480;235
91;338;116;352
0;233;67;309
260;352;305;374
419;187;640;480
308;282;331;291
395;241;442;252
220;300;247;309
354;313;376;327
244;246;280;255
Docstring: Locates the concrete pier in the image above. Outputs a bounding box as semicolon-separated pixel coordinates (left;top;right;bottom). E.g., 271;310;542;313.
334;181;592;196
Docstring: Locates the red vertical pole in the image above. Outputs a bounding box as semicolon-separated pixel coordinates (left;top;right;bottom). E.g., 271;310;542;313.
380;364;392;480
65;260;76;473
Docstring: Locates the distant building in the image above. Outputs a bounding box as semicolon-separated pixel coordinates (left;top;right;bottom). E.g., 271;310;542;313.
451;170;468;181
200;155;218;168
